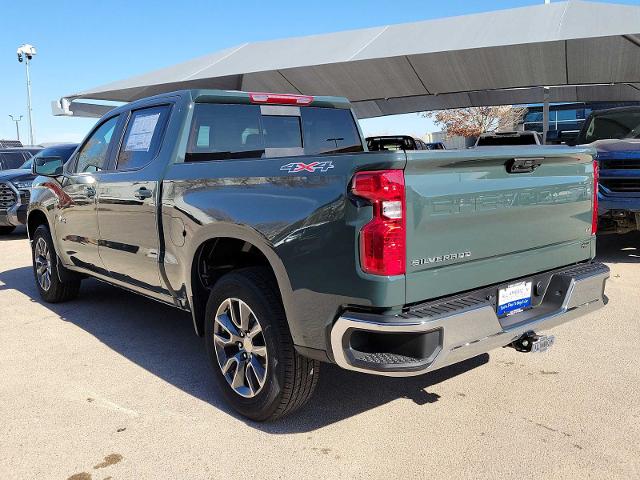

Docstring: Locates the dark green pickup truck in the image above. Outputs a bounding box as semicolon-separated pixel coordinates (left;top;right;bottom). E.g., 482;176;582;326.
27;89;609;420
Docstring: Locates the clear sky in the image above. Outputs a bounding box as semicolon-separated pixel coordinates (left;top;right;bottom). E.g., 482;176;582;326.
1;0;638;144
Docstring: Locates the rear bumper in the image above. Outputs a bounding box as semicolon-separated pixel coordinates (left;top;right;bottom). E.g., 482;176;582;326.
330;262;609;377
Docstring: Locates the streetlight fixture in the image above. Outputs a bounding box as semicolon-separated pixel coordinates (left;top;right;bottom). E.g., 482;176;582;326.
8;115;22;142
16;44;36;145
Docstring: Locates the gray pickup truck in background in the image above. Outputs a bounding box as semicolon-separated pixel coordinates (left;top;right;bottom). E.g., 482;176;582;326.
574;107;640;234
0;144;77;234
27;89;609;421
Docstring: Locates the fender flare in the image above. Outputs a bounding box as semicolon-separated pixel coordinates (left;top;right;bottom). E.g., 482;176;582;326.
184;223;294;336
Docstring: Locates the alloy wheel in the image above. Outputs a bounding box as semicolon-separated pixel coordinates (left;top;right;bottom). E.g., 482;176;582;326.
34;237;52;292
213;298;269;398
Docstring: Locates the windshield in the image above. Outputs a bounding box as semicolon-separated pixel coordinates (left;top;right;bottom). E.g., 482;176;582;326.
29;145;78;169
579;110;640;143
0;152;30;169
425;142;445;150
19;158;32;169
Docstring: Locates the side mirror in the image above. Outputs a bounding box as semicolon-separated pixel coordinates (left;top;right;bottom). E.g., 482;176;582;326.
33;156;64;177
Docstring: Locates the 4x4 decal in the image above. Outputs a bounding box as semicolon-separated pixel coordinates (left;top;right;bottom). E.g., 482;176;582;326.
280;161;335;173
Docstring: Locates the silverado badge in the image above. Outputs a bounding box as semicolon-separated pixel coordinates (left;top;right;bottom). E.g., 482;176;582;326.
412;251;472;266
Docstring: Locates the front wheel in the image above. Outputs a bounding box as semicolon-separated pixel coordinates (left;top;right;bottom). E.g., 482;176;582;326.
31;225;81;303
205;267;319;421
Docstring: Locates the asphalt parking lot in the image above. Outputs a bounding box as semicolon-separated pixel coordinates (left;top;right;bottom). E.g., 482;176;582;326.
0;227;638;480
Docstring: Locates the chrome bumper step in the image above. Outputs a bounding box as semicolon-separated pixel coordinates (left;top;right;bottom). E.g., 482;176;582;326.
330;262;609;377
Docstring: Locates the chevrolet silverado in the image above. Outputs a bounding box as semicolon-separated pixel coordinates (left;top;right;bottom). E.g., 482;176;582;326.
27;90;609;420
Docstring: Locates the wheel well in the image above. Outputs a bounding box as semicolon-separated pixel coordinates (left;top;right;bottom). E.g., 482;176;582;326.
27;210;49;239
190;237;278;336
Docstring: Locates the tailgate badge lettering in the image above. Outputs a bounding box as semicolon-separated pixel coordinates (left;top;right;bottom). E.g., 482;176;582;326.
412;251;471;266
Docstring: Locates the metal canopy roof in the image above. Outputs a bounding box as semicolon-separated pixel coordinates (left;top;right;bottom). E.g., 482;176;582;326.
53;1;640;119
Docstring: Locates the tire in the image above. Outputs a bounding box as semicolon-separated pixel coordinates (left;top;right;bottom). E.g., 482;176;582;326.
31;225;81;303
205;267;319;421
0;226;16;235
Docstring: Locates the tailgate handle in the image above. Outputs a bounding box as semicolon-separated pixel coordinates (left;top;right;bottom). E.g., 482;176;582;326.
506;157;544;174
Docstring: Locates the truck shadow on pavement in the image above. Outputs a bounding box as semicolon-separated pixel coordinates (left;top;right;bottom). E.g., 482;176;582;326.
0;264;488;432
596;231;640;264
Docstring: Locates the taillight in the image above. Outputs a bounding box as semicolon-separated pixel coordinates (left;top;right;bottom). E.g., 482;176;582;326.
249;92;314;105
592;159;599;235
351;170;406;276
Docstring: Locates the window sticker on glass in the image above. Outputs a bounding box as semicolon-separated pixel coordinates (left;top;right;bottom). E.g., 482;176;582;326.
125;113;160;152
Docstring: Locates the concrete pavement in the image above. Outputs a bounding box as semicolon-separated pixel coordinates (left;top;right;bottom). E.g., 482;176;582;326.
0;227;638;479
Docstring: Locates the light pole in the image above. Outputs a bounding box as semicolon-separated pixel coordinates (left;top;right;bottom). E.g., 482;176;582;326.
9;115;22;142
17;44;36;145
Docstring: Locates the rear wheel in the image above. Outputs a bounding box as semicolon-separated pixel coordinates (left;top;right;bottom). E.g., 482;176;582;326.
0;226;16;235
205;267;319;421
31;225;81;303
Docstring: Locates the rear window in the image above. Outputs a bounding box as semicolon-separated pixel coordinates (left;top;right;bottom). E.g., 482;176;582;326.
262;115;302;149
367;137;416;151
186;103;362;161
301;107;362;154
477;134;537;146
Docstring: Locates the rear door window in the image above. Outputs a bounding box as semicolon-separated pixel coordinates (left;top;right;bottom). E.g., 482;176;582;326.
117;105;171;170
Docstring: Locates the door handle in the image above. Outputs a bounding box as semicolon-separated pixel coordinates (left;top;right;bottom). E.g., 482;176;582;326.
85;186;96;198
134;187;153;200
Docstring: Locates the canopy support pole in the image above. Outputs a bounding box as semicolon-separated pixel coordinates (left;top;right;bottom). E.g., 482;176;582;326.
542;87;550;144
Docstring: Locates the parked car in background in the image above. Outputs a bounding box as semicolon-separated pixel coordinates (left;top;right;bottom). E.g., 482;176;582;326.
0;139;24;148
424;141;446;150
475;130;542;147
28;90;607;420
366;135;437;151
0;146;42;171
0;144;77;235
574;106;640;234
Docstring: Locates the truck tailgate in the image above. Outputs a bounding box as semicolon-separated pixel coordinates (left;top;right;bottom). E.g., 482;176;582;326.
404;146;596;304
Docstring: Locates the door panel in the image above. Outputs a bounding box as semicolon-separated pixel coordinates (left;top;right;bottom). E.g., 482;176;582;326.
56;114;121;272
97;177;163;292
56;174;103;271
96;105;171;297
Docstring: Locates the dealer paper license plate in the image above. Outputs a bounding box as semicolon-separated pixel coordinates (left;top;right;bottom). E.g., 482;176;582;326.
497;281;532;316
